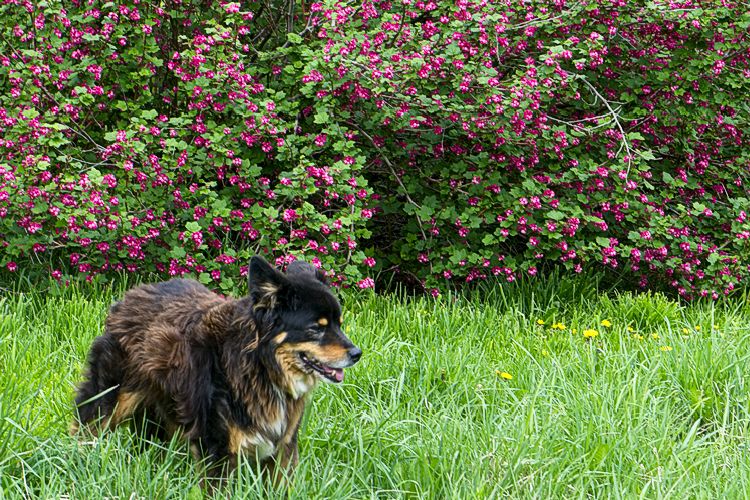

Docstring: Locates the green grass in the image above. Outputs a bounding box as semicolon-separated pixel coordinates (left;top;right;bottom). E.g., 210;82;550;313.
1;280;750;498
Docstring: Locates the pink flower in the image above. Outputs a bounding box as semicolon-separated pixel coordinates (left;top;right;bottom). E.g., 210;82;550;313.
282;209;298;222
357;277;375;289
192;231;203;248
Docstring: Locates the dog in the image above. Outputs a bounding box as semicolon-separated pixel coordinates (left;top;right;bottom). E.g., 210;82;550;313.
72;256;362;481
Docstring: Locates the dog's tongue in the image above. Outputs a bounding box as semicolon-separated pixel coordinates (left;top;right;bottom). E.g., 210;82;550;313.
333;368;344;382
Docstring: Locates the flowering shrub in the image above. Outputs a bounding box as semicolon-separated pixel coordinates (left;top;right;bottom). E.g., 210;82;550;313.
0;0;375;291
1;1;749;299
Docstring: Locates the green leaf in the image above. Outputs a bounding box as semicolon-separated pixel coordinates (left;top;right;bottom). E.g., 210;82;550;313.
314;109;329;124
170;246;186;259
22;108;39;120
141;109;158;120
638;150;656;161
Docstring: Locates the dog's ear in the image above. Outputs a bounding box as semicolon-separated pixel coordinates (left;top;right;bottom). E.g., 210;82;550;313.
287;259;328;285
248;256;290;309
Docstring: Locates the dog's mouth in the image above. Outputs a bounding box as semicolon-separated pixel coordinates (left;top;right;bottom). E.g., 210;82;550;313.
299;353;345;383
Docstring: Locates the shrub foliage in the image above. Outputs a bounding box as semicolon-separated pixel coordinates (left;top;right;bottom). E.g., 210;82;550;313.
1;0;749;298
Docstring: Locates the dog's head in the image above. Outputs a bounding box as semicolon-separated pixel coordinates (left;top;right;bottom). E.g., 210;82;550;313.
248;256;361;391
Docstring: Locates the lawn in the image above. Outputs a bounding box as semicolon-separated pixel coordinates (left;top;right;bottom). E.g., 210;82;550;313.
1;278;749;498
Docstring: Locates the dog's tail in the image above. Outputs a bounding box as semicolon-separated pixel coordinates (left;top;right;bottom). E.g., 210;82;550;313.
71;334;126;434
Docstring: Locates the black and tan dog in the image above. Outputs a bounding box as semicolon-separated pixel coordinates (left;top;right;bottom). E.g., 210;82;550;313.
72;256;361;479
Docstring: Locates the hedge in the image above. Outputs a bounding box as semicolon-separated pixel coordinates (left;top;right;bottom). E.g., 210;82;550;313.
1;0;749;299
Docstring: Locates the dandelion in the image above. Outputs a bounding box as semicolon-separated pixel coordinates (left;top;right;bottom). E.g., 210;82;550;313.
651;333;660;340
536;319;545;326
694;325;701;331
496;370;513;380
583;329;599;338
634;334;644;340
551;322;566;330
601;319;612;327
681;328;690;334
660;346;673;351
627;326;635;333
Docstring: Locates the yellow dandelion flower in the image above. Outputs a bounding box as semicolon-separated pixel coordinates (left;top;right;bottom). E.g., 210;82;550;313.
551;322;566;330
583;329;599;338
601;319;612;328
496;370;513;380
634;334;644;341
694;325;701;331
536;319;545;326
681;328;689;334
572;328;578;334
651;333;660;340
627;326;635;333
541;349;549;357
660;346;673;352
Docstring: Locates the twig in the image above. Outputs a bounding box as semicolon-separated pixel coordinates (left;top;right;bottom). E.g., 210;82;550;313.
575;75;634;177
348;123;431;261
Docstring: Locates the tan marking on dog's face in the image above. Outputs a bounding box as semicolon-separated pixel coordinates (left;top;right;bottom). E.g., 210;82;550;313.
317;317;329;327
109;391;144;428
274;332;288;344
293;341;350;365
275;344;318;398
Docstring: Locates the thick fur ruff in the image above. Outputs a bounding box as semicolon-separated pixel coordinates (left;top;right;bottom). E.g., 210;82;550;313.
72;257;361;479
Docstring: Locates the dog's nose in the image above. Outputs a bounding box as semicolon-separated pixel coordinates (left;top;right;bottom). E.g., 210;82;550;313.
348;346;362;363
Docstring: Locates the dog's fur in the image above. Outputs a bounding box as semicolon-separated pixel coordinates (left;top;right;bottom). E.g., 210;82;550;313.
72;256;361;479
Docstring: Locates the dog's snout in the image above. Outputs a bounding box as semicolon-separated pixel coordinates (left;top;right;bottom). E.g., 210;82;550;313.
348;346;362;363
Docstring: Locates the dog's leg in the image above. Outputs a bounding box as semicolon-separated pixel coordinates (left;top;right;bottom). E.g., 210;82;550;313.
272;403;304;485
72;334;127;435
195;442;235;496
271;432;300;487
106;390;145;429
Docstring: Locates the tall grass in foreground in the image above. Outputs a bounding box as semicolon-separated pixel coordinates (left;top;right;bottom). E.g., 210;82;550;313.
1;280;749;498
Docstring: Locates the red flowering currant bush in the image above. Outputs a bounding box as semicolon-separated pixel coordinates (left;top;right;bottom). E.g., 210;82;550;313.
303;0;750;298
0;0;376;291
1;1;749;299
